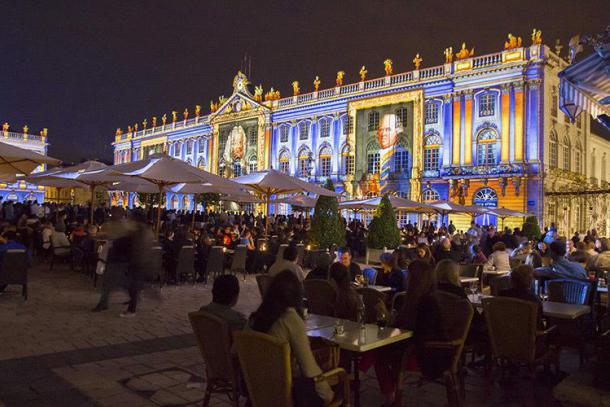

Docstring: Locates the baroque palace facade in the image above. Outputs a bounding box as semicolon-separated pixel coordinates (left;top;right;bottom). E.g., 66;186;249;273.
0;123;47;202
111;32;610;235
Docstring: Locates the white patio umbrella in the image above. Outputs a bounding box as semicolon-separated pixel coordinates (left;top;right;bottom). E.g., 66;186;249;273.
233;169;338;235
95;154;241;233
339;196;435;213
0;140;61;178
486;207;530;229
274;194;318;208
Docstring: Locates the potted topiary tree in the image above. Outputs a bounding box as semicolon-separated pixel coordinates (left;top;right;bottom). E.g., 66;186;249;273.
309;179;345;252
522;215;541;241
366;195;401;264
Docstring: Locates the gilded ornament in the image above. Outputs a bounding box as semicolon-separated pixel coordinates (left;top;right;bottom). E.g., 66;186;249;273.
254;85;263;102
116;128;123;136
554;39;563;56
313;76;320;92
127;125;133;133
2;123;8;132
142;119;147;129
195;105;201;117
412;53;423;70
444;47;453;64
383;59;393;75
531;29;542;45
183;108;189;120
359;66;367;81
504;33;522;50
42;128;48;137
455;43;475;60
219;95;227;105
133;123;138;132
336;71;345;86
292;81;300;96
171;111;178;122
152;116;157;127
22;125;28;134
161;114;167;125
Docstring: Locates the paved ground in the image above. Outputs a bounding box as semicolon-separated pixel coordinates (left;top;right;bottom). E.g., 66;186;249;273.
0;260;579;406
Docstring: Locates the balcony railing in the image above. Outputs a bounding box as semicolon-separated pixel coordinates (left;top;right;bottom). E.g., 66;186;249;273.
1;131;45;143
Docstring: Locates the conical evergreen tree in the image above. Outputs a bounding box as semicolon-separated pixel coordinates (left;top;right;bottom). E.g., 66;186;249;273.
309;179;345;250
367;195;401;249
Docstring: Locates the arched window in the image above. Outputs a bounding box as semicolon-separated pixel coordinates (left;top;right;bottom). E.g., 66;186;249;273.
247;126;257;147
278;149;290;174
575;141;583;173
393;137;410;173
562;135;571;171
422;188;440;202
367;141;380;174
248;155;257;174
319;145;332;177
170;195;179;209
182;195;191;210
473;187;498;207
476;128;497;166
549;131;558;168
424;133;442;171
319;118;330;138
298;147;311;177
298;121;309;140
197;157;206;170
341;144;354;175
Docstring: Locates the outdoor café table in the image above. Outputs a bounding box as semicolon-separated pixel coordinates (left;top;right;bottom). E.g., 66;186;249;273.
351;283;393;293
306;314;413;406
468;294;591;320
460;277;479;285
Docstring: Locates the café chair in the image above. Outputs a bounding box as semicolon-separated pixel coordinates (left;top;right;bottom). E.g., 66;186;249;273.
149;247;164;287
206;246;225;280
255;274;273;298
545;279;592;305
489;275;512;296
230;245;248;281
49;232;73;271
303;279;337;317
176;245;196;284
392;291;407;313
0;249;29;300
361;268;378;285
276;244;289;263
395;292;474;407
482;297;559;384
234;330;349;407
356;287;386;323
296;244;305;266
188;311;241;407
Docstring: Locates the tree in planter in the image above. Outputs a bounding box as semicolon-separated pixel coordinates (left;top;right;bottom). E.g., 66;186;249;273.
367;195;401;249
136;192;165;208
522;215;541;241
309;179;345;250
194;192;221;212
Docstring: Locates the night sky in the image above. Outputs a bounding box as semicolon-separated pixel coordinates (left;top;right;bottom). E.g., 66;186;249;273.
2;0;609;163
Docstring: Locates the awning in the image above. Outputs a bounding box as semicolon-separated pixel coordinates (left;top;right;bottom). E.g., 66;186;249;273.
559;46;610;129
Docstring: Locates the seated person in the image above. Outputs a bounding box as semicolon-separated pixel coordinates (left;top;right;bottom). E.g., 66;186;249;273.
329;262;361;321
435;259;467;298
499;264;543;328
338;247;362;282
433;237;461;263
268;245;305;281
376;252;406;292
535;240;587;281
484;242;511;271
200;274;246;331
306;252;332;280
50;229;72;255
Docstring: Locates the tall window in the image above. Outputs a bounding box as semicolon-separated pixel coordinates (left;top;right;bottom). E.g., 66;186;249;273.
476;128;497;165
186;140;193;155
551;87;558;117
423;133;442;171
341;144;354;175
248;127;257;147
319;119;330;138
479;93;496;117
562;136;571;171
319;146;332;177
298;148;311;177
422;189;440;202
425;102;439;124
343;116;352;135
299;121;309;140
395;107;408;128
549;131;558;168
575;141;582;173
279;150;290;174
198;140;205;153
368;111;379;131
232;162;242;177
173;143;182;157
394;150;409;173
280;125;289;143
367;152;380;174
248;156;257;174
218;158;226;177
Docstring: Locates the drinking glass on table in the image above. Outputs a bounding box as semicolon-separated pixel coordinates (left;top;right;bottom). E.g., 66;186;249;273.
376;309;388;329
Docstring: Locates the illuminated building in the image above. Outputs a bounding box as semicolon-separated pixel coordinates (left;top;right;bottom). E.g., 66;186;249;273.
111;32;610;233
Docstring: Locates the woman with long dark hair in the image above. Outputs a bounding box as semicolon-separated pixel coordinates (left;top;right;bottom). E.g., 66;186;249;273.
250;270;333;404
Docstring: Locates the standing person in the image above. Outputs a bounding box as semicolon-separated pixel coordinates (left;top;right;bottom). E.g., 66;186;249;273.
448;220;456;236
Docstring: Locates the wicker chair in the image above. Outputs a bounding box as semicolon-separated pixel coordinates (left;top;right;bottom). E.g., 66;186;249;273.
188;311;241;407
489;275;513;296
176;245;196;284
255;274;274;298
304;279;337;317
230;245;248;281
356;287;386;323
482;297;558;379
0;249;29;300
234;330;349;407
396;292;474;407
545;279;592;305
392;291;407;313
361;268;379;285
149;246;164;286
206;246;225;279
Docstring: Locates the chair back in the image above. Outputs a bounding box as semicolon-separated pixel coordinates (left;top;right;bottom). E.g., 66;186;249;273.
356;287;385;323
545;279;591;305
459;264;477;278
149;247;164;283
392;291;407;313
276;244;288;262
296;244;305;266
0;250;28;284
234;330;293;407
303;279;337;317
482;297;538;363
188;311;236;382
256;274;274;298
176;245;195;277
206;246;225;277
436;291;474;373
230;245;247;274
362;268;379;285
489;275;512;296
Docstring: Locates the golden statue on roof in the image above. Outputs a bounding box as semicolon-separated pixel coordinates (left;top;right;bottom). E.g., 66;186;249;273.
444;47;453;64
142;119;147;129
413;53;423;69
455;43;475;60
133;123;138;132
233;70;250;93
152;116;157;127
161;114;167;125
195;105;201;117
210;100;218;112
336;71;345;86
183;108;189;120
116;128;123;136
292;81;300;96
2;123;8;133
171;111;177;122
313;76;320;92
504;33;522;50
384;59;393;75
23;125;28;134
359;66;367;81
219;95;228;106
42;128;48;137
254;85;263;102
127;125;132;133
531;29;542;45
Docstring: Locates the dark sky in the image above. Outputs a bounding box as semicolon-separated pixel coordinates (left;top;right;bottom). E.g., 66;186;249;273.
2;0;609;163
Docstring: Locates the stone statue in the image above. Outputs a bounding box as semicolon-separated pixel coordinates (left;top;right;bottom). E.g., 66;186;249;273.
313;76;320;92
162;114;167;125
183;108;188;120
22;125;28;134
2;123;8;132
152;116;157;127
384;59;393;75
336;71;345;86
413;53;423;69
292;81;300;96
455;43;475;60
531;29;542;45
359;66;367;81
254;85;263;102
444;47;453;64
504;33;522;50
195;105;201;117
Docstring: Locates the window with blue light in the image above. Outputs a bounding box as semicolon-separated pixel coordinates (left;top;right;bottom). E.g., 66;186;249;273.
476;128;497;165
280;125;289;143
425;103;439;124
367;152;380;174
393;150;409;173
479;93;496;117
368;112;379;131
299;122;309;140
395;107;408;128
320;119;330;138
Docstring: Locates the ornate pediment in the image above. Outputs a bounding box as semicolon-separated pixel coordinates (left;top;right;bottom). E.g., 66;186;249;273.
209;71;270;121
